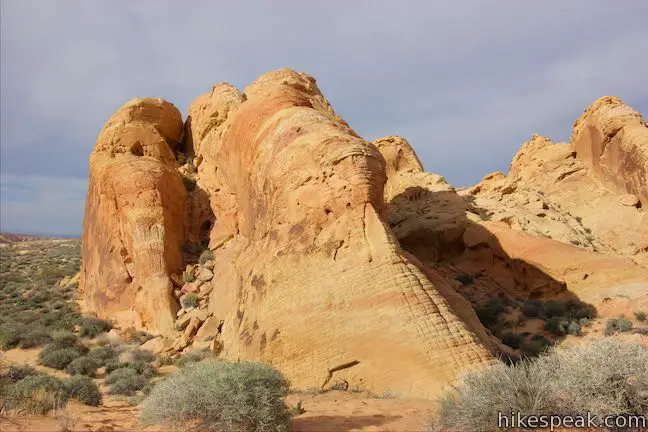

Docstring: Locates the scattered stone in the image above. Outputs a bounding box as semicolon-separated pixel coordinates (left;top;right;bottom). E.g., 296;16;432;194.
196;267;214;282
199;283;213;296
184;317;201;338
619;194;640;207
141;337;176;355
209;338;223;354
194;316;222;341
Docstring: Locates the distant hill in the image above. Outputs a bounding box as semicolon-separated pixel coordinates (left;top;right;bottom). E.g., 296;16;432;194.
0;232;80;244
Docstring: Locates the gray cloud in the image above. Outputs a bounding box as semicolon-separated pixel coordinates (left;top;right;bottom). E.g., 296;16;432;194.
1;0;647;235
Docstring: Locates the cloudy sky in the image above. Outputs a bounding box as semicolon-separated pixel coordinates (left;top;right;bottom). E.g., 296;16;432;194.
1;1;647;236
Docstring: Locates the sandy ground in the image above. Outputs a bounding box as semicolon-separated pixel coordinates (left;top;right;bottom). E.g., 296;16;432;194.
1;348;436;432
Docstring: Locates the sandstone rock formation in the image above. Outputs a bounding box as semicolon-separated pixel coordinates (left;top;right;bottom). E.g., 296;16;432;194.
81;98;186;332
81;73;648;399
82;70;496;398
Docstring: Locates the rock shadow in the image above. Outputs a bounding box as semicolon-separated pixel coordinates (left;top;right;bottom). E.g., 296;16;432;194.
386;186;599;360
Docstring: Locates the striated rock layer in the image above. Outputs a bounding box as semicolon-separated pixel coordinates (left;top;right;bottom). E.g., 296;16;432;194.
82;70;496;398
81;73;648;398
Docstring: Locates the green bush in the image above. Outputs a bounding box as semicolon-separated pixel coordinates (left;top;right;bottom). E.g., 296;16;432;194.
183;270;196;283
87;345;119;366
567;321;581;336
520;335;550;358
175;349;216;367
79;317;113;338
199;249;214;265
634;311;647;322
130;330;154;345
107;367;149;396
65;375;101;406
521;299;544;318
126;361;158;378
4;374;70;414
564;299;596;320
141;361;292;432
130;349;155;363
66;356;99;377
500;332;523;349
6;364;39;382
543;300;567;318
475;298;506;327
605;317;633;336
454;274;474;286
19;327;53;348
429;339;648;432
0;322;24;350
40;348;83;370
544;317;569;336
181;294;199;309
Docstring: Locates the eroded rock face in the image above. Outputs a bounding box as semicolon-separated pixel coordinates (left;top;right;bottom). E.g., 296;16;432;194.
184;70;495;398
571;96;648;206
81;98;186;333
82;73;648;400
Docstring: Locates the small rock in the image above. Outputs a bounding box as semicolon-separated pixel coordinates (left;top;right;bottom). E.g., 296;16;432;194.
171;335;190;352
619;194;640;207
141;337;176;355
175;314;192;330
195;316;223;341
173;289;182;299
106;329;122;344
209;338;223;354
500;184;517;195
176;307;186;318
184;317;201;338
199;283;213;296
196;268;214;282
182;282;200;294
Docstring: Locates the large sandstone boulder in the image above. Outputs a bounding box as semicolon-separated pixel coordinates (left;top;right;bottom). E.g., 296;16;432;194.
571;96;648;207
184;69;495;398
81;98;186;333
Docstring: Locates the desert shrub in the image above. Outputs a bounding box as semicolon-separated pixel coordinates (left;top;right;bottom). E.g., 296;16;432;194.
520;335;550;358
521;299;544;318
544;317;569;336
50;331;84;350
129;349;155;363
634;311;647;322
543;299;567;318
66;356;99;377
429;339;648;432
19;327;53;348
6;364;39;382
175;349;215;367
182;175;196;192
126;361;157;378
0;322;24;350
78;317;112;338
564;299;596;320
454;274;474;286
199;249;214;265
566;321;581;336
109;375;148;396
579;317;591;326
475;298;506;327
107;370;149;396
4;374;70;414
155;356;175;367
183;269;196;283
181;294;199;309
605;317;633;336
65;375;101;406
40;347;83;370
141;361;292;432
104;359;123;373
500;332;523;349
130;330;154;345
87;345;119;366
